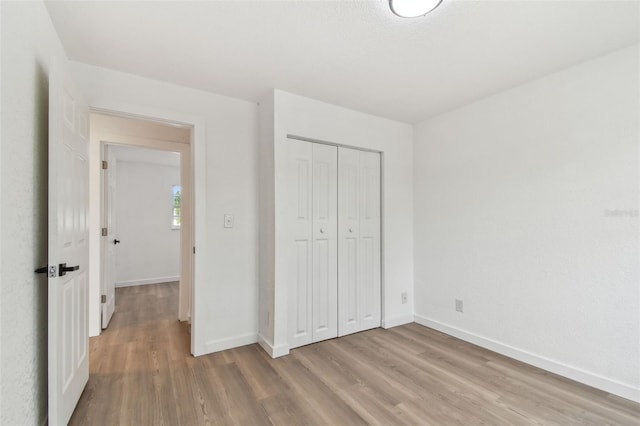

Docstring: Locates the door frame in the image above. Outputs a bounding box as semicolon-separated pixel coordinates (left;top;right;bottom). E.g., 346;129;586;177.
88;106;205;356
99;131;191;318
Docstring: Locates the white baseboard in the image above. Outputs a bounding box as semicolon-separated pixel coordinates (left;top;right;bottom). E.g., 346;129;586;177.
202;332;258;355
381;313;414;329
257;334;290;358
414;314;640;403
115;275;179;288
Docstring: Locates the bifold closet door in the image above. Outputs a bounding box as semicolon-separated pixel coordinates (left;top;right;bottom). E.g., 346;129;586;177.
338;147;381;337
311;143;338;343
285;139;337;349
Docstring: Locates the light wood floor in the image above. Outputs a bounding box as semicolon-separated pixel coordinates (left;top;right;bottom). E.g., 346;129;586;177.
70;282;640;425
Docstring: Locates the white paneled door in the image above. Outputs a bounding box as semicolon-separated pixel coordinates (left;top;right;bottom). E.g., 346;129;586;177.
311;143;338;342
285;139;338;349
286;139;314;349
101;145;117;328
338;147;381;337
285;138;380;349
48;57;90;425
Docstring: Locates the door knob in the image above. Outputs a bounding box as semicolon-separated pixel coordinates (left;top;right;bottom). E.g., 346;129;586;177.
58;263;79;277
319;229;324;234
349;228;353;233
113;239;121;245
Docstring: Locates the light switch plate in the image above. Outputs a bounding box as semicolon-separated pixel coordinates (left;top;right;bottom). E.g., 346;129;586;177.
224;214;234;228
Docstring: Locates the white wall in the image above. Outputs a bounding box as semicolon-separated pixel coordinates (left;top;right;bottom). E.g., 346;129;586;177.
70;62;259;356
0;1;67;424
413;45;640;402
259;90;414;355
115;160;180;287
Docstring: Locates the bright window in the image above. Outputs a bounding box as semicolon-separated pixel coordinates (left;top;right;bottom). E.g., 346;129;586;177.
172;185;181;229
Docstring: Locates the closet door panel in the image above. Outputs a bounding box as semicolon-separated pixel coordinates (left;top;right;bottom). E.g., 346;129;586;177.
337;147;359;336
338;147;381;336
286;139;313;349
358;150;381;331
312;143;338;342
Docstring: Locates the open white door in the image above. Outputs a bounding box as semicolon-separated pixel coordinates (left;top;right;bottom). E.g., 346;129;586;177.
48;57;90;425
101;145;117;328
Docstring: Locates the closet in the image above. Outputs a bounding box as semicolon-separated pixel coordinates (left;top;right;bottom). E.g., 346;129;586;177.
282;137;381;350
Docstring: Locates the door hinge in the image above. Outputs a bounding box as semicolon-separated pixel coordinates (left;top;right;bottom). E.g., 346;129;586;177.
193;246;196;254
101;295;107;303
101;227;108;236
102;160;108;170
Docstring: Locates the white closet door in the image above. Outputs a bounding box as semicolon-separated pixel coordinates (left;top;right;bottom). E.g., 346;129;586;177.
338;147;381;336
286;139;313;349
311;143;338;343
358;150;381;331
337;148;360;336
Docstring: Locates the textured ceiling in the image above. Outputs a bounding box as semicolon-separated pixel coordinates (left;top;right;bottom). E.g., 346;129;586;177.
46;0;640;123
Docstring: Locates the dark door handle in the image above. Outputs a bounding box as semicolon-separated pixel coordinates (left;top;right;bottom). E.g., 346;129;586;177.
59;263;79;276
113;239;120;245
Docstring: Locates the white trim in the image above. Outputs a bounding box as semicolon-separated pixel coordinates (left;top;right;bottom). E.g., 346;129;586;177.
258;334;290;358
199;333;258;356
414;315;640;403
115;276;180;288
381;313;414;329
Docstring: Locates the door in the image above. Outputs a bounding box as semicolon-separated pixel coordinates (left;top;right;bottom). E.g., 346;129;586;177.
286;139;313;348
356;150;381;331
101;145;117;328
311;143;338;342
48;57;90;425
338;147;381;336
285;140;338;348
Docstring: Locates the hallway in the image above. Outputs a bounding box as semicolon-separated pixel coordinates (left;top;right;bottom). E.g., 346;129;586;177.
69;282;189;424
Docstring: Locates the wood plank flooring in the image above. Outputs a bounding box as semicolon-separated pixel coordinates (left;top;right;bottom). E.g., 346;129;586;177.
70;282;640;425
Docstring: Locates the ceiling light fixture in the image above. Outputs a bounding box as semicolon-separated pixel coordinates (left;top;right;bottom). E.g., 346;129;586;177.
389;0;443;18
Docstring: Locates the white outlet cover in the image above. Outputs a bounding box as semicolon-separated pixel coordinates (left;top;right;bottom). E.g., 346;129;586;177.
224;214;234;228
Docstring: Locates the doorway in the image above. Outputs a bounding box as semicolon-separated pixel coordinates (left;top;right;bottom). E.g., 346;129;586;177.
92;113;194;337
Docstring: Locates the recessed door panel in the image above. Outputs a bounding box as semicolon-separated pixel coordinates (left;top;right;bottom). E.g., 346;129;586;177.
294;240;310;336
345;237;358;325
297;160;310;219
77;272;88;365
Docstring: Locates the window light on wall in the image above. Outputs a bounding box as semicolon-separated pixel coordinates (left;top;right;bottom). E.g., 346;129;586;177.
389;0;443;18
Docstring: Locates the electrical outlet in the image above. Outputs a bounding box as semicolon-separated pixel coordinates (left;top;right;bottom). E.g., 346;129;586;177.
401;292;408;304
224;214;234;228
455;299;463;313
